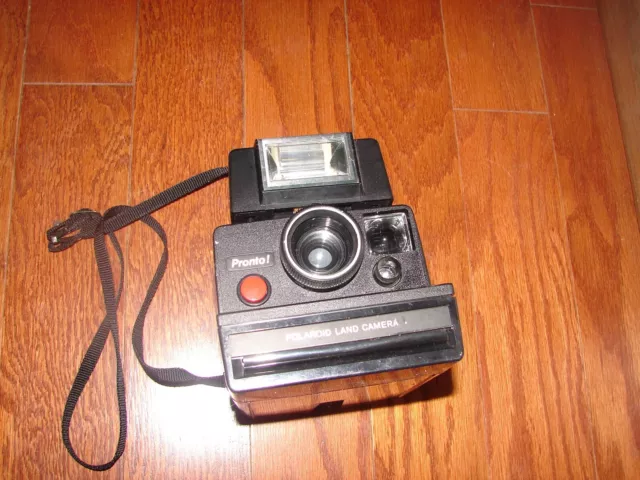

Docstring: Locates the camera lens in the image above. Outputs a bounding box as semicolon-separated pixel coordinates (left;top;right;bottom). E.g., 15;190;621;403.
308;247;333;270
282;206;363;290
293;218;349;273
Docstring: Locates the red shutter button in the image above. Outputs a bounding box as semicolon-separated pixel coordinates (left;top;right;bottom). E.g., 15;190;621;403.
238;275;270;305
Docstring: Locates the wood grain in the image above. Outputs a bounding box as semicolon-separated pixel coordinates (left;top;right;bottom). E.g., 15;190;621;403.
534;7;640;478
125;1;248;478
347;1;488;478
0;3;26;465
245;0;352;139
245;1;372;478
441;0;546;111
25;0;136;83
597;0;640;214
456;111;595;479
0;85;131;478
0;0;27;359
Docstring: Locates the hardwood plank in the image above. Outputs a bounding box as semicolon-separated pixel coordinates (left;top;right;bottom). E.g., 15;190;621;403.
456;111;595;479
25;0;136;83
0;85;131;477
0;0;27;357
125;1;248;478
0;2;27;470
245;1;371;478
441;0;545;111
347;1;488;478
244;0;352;138
597;0;640;214
534;7;640;478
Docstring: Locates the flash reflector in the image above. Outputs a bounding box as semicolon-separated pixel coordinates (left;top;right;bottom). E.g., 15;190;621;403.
258;133;359;191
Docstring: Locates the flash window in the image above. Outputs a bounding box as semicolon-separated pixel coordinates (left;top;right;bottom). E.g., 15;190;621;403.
258;133;359;191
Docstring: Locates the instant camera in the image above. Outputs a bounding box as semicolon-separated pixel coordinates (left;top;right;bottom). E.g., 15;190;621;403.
214;133;463;417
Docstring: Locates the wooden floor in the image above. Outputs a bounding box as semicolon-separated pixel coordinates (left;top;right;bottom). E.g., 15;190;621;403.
598;0;640;214
1;0;639;478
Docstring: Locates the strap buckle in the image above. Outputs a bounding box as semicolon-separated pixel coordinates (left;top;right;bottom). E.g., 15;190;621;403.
47;209;102;252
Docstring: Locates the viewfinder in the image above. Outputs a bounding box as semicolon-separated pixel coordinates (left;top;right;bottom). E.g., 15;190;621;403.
364;212;413;254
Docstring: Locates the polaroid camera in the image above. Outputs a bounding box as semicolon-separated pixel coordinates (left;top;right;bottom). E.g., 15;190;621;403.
213;133;463;417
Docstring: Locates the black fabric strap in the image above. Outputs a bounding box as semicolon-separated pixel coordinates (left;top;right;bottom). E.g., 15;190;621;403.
46;166;229;471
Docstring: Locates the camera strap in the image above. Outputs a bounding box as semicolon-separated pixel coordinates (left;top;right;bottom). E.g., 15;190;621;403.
45;166;229;471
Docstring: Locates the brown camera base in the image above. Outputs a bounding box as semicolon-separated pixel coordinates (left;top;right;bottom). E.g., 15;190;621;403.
231;363;453;418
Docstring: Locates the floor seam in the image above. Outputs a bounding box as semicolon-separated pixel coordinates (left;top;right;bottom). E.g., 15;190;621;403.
454;107;547;115
22;81;133;86
0;0;32;363
242;0;246;147
120;0;140;476
530;3;597;11
529;5;600;479
439;1;492;478
344;0;356;135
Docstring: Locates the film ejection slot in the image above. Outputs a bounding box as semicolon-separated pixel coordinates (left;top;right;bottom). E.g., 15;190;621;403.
227;302;457;379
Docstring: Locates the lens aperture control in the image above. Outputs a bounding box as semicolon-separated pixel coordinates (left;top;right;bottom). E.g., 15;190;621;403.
373;256;402;286
281;206;364;291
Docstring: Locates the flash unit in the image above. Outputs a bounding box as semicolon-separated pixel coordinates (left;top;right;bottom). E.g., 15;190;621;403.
258;133;359;190
229;132;393;223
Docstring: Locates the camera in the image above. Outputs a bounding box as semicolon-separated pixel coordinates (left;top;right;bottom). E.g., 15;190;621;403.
214;133;463;417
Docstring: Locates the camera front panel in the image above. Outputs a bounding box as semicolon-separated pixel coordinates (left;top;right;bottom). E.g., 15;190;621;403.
213;205;431;316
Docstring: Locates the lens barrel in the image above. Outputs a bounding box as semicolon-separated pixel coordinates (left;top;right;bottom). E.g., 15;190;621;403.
281;206;363;290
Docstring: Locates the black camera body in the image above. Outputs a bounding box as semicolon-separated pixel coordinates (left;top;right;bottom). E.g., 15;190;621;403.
214;133;463;417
